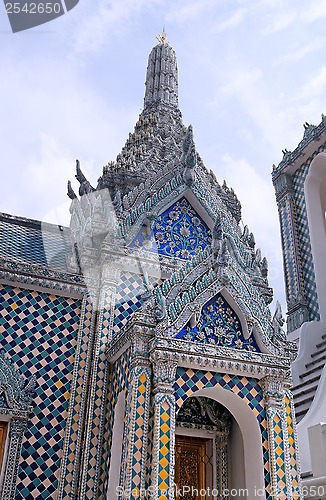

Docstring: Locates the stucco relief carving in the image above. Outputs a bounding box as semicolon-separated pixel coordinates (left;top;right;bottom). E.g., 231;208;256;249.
0;353;35;500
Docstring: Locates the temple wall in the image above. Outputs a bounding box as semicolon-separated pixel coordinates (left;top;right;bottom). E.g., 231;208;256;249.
0;284;81;499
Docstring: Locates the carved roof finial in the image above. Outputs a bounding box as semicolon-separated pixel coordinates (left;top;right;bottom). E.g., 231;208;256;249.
156;29;168;44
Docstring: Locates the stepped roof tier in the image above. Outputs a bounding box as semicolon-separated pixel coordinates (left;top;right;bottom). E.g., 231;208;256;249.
63;36;297;365
69;37;242;225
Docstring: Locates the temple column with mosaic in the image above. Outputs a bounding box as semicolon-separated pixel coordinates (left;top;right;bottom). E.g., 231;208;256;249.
0;35;303;500
150;352;177;500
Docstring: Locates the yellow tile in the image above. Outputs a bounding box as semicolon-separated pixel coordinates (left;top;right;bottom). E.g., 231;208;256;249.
160;445;169;456
161;412;169;423
138;384;146;395
160;457;169;468
161;434;169;445
159;469;169;481
161;423;169;433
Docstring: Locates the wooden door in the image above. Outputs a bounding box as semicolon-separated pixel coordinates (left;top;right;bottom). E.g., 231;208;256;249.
175;435;208;499
0;422;8;471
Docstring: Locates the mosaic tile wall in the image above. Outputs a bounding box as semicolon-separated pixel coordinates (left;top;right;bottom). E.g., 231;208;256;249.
131;197;211;259
113;272;144;336
113;272;162;336
79;286;117;500
145;408;154;489
291;141;326;321
0;285;81;500
102;349;131;495
174;368;270;499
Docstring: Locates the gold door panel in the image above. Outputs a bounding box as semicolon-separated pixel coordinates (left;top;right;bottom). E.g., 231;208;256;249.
175;435;209;499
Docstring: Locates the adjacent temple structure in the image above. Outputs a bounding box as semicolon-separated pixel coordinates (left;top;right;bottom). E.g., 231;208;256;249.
0;36;302;499
273;117;326;494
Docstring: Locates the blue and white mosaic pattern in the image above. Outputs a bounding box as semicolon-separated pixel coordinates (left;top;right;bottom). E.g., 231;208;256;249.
113;272;146;336
0;285;80;500
292;144;326;321
175;293;260;351
131;197;211;259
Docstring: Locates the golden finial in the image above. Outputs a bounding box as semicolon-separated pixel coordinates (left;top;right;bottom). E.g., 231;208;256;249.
156;29;168;44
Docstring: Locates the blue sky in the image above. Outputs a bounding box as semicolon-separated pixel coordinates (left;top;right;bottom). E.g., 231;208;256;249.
1;0;326;313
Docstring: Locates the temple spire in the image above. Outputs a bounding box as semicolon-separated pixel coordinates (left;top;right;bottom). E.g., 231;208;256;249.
144;34;178;109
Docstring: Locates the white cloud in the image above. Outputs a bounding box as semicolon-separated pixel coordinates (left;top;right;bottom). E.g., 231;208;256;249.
165;0;221;24
219;68;262;95
274;38;326;65
0;51;139;223
261;0;326;35
215;154;286;310
262;9;296;34
298;66;326;101
73;0;162;54
211;7;248;33
303;0;326;23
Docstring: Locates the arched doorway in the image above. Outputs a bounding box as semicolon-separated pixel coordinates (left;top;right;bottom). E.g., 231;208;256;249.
175;385;265;499
175;396;232;499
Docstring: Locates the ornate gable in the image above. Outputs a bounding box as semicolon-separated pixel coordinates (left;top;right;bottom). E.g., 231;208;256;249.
175;293;260;352
130;197;211;259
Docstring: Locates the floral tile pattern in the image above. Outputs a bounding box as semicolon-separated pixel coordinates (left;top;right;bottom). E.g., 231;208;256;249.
131;197;211;259
175;293;260;351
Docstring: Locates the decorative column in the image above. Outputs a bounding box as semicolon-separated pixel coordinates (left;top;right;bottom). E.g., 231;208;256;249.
150;351;178;500
1;418;27;500
273;172;309;332
78;262;120;499
215;432;229;500
262;376;303;500
282;385;303;500
120;325;153;499
58;285;99;500
262;376;286;500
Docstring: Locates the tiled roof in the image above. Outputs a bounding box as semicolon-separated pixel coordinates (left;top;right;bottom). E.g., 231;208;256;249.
0;213;71;271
